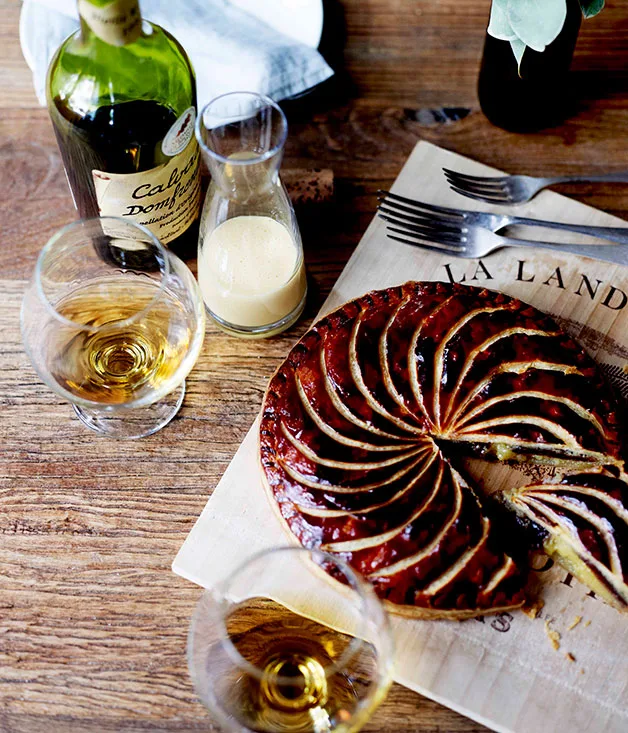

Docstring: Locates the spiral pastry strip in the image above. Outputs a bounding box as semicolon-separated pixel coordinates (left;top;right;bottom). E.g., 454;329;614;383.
259;282;625;617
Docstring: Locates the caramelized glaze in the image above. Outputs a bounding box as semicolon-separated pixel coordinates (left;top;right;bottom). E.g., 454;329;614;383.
260;282;625;617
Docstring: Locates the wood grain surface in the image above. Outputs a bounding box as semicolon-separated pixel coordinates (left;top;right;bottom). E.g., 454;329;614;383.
2;0;628;731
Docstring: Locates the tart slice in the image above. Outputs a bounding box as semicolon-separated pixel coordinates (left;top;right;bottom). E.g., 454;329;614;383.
503;470;628;612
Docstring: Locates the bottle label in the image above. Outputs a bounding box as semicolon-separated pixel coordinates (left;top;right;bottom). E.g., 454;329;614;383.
92;139;202;245
78;0;142;47
161;107;196;157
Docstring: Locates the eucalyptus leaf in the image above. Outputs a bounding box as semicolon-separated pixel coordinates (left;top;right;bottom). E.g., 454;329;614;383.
488;0;517;40
510;38;526;73
579;0;604;18
507;0;567;52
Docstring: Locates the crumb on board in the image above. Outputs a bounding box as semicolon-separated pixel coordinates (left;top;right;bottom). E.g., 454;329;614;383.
565;652;576;663
545;619;561;651
522;598;545;619
567;615;582;631
584;620;592;628
580;669;585;675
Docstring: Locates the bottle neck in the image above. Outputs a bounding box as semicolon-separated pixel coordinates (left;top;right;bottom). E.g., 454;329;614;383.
77;0;142;47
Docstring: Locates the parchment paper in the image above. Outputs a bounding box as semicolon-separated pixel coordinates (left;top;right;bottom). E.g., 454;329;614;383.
173;142;628;733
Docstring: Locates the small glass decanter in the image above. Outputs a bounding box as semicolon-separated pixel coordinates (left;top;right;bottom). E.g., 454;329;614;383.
196;92;307;338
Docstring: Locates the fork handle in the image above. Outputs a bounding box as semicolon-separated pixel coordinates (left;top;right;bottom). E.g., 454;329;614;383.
505;216;628;245
542;172;628;185
500;236;628;267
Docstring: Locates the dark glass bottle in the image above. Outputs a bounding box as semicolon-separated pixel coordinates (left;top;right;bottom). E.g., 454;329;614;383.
478;0;582;132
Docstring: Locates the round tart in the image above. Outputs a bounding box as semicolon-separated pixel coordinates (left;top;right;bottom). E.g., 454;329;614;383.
259;282;625;617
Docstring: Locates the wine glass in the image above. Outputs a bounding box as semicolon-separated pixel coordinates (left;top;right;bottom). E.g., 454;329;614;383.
21;217;206;439
187;546;394;733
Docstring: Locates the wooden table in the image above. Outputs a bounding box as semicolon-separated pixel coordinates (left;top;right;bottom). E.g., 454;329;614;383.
2;1;628;730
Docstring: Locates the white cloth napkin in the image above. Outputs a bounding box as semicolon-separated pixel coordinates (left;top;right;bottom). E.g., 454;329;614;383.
20;0;334;106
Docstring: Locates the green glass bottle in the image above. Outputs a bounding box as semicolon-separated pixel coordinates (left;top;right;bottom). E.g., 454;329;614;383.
46;0;201;257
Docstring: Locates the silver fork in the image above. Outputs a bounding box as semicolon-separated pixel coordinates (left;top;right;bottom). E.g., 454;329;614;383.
442;167;628;205
378;190;628;245
377;195;628;265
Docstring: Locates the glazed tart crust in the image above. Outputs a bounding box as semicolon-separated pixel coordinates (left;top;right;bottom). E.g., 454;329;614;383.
259;282;625;618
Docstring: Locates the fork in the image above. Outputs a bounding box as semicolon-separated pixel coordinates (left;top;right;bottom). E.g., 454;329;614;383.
442;167;628;205
377;196;628;265
377;190;628;245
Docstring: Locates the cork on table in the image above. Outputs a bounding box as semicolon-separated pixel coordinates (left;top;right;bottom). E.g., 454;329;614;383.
3;1;628;731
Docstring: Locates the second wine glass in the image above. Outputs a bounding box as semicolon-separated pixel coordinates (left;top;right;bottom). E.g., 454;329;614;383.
187;547;394;733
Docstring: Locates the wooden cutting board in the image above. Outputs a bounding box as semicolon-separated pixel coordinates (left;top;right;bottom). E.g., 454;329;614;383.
173;141;628;733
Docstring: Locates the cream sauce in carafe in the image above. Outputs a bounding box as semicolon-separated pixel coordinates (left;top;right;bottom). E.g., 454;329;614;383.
197;215;306;328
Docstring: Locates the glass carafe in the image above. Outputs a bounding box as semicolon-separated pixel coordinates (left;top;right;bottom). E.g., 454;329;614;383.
196;92;307;338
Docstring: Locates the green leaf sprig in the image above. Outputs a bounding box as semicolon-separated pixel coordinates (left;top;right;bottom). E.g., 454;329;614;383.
488;0;605;68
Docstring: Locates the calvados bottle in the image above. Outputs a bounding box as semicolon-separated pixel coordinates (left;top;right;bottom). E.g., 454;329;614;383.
46;0;202;258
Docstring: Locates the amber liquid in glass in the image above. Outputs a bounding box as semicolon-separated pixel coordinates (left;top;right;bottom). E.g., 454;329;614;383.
50;279;191;404
220;602;384;733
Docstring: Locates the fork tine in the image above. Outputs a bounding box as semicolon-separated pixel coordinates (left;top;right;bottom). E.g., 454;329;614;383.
377;204;463;232
378;213;465;245
383;223;467;249
377;190;466;219
442;168;511;185
385;227;466;255
377;199;458;222
448;185;514;204
443;172;510;194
